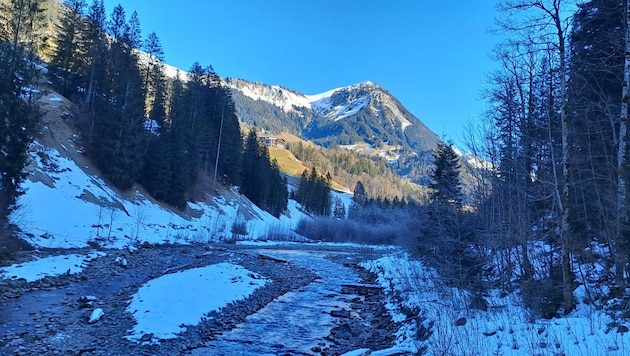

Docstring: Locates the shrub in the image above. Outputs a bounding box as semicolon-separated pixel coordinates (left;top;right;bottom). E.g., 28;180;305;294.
296;216;404;245
520;267;564;319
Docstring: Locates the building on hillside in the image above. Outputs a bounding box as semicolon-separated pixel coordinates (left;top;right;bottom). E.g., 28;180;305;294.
261;136;287;149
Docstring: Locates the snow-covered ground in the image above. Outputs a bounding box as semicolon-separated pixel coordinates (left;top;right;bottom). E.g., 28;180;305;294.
359;252;630;356
0;251;105;282
11;142;310;249
125;262;268;342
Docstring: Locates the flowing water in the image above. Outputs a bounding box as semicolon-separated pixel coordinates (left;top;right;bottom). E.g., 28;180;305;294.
191;248;362;355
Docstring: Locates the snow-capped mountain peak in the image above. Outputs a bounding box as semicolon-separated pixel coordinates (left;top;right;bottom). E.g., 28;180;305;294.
306;80;413;131
227;78;311;113
228;78;442;184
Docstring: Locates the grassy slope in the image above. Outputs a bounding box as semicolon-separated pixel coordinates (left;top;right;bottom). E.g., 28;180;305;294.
268;146;348;192
268;132;429;201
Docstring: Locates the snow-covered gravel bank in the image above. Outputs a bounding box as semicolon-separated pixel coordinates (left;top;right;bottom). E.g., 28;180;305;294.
0;243;396;355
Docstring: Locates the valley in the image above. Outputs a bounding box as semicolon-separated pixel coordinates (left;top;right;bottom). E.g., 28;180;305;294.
0;242;397;356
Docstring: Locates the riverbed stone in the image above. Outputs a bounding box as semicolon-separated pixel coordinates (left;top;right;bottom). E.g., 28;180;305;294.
0;243;396;355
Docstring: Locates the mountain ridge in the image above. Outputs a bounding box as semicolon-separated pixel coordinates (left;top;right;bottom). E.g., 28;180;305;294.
227;78;441;184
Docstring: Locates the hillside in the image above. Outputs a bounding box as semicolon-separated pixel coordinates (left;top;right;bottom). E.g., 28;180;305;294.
10;82;320;249
258;131;427;201
229;78;481;197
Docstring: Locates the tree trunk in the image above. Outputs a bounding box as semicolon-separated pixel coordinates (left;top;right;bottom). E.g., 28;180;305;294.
556;9;574;315
616;0;630;289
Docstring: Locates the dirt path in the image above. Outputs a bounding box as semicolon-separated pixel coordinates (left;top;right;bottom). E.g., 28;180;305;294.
0;243;397;355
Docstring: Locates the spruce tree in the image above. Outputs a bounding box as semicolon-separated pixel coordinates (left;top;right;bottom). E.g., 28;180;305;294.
568;0;630;289
50;0;86;97
89;4;146;190
295;167;332;216
0;0;42;229
429;142;463;208
240;129;287;216
83;0;106;107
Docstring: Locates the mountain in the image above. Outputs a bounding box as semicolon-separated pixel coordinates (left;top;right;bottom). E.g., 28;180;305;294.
228;79;441;184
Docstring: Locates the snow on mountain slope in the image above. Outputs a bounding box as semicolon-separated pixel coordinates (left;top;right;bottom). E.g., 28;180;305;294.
229;79;413;131
11;140;310;249
228;78;311;113
318;95;371;122
305;86;344;103
7;87;353;249
136;50;185;80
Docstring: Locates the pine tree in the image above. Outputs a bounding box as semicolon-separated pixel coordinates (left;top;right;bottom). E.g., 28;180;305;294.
141;31;165;120
349;180;367;217
82;0;107;137
421;141;483;290
88;4;146;189
0;0;42;229
240;129;287;216
429;142;463;208
333;196;346;219
568;0;626;288
295;167;332;216
267;160;288;217
50;0;86;97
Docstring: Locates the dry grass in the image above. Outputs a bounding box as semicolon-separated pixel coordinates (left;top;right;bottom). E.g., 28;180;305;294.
268;147;308;176
268;146;348;191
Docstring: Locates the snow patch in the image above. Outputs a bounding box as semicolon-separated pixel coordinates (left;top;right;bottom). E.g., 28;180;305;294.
360;253;630;356
88;308;105;323
229;80;311;113
125;263;268;342
0;251;106;282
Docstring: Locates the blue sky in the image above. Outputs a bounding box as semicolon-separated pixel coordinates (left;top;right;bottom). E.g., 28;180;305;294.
102;0;500;147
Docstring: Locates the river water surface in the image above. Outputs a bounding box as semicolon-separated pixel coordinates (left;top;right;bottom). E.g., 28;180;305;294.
191;248;363;355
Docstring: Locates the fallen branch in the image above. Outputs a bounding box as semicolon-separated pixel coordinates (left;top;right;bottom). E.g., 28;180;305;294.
258;254;288;263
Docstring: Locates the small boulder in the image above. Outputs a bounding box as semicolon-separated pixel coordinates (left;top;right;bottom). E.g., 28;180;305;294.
139;333;153;342
330;309;351;318
330;323;354;339
88;308;104;324
455;317;467;326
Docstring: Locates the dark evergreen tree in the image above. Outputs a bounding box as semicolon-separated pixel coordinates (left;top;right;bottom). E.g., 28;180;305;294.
333;196;346;219
82;0;107;135
295;167;332;216
567;0;630;289
421;142;483;289
240;129;287;216
141;31;165;115
240;129;262;203
88;4;146;189
267;161;288;217
0;0;42;229
429;142;463;208
163;75;194;207
1;0;48;61
349;180;367;216
352;180;368;206
50;0;86;98
213;87;242;185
